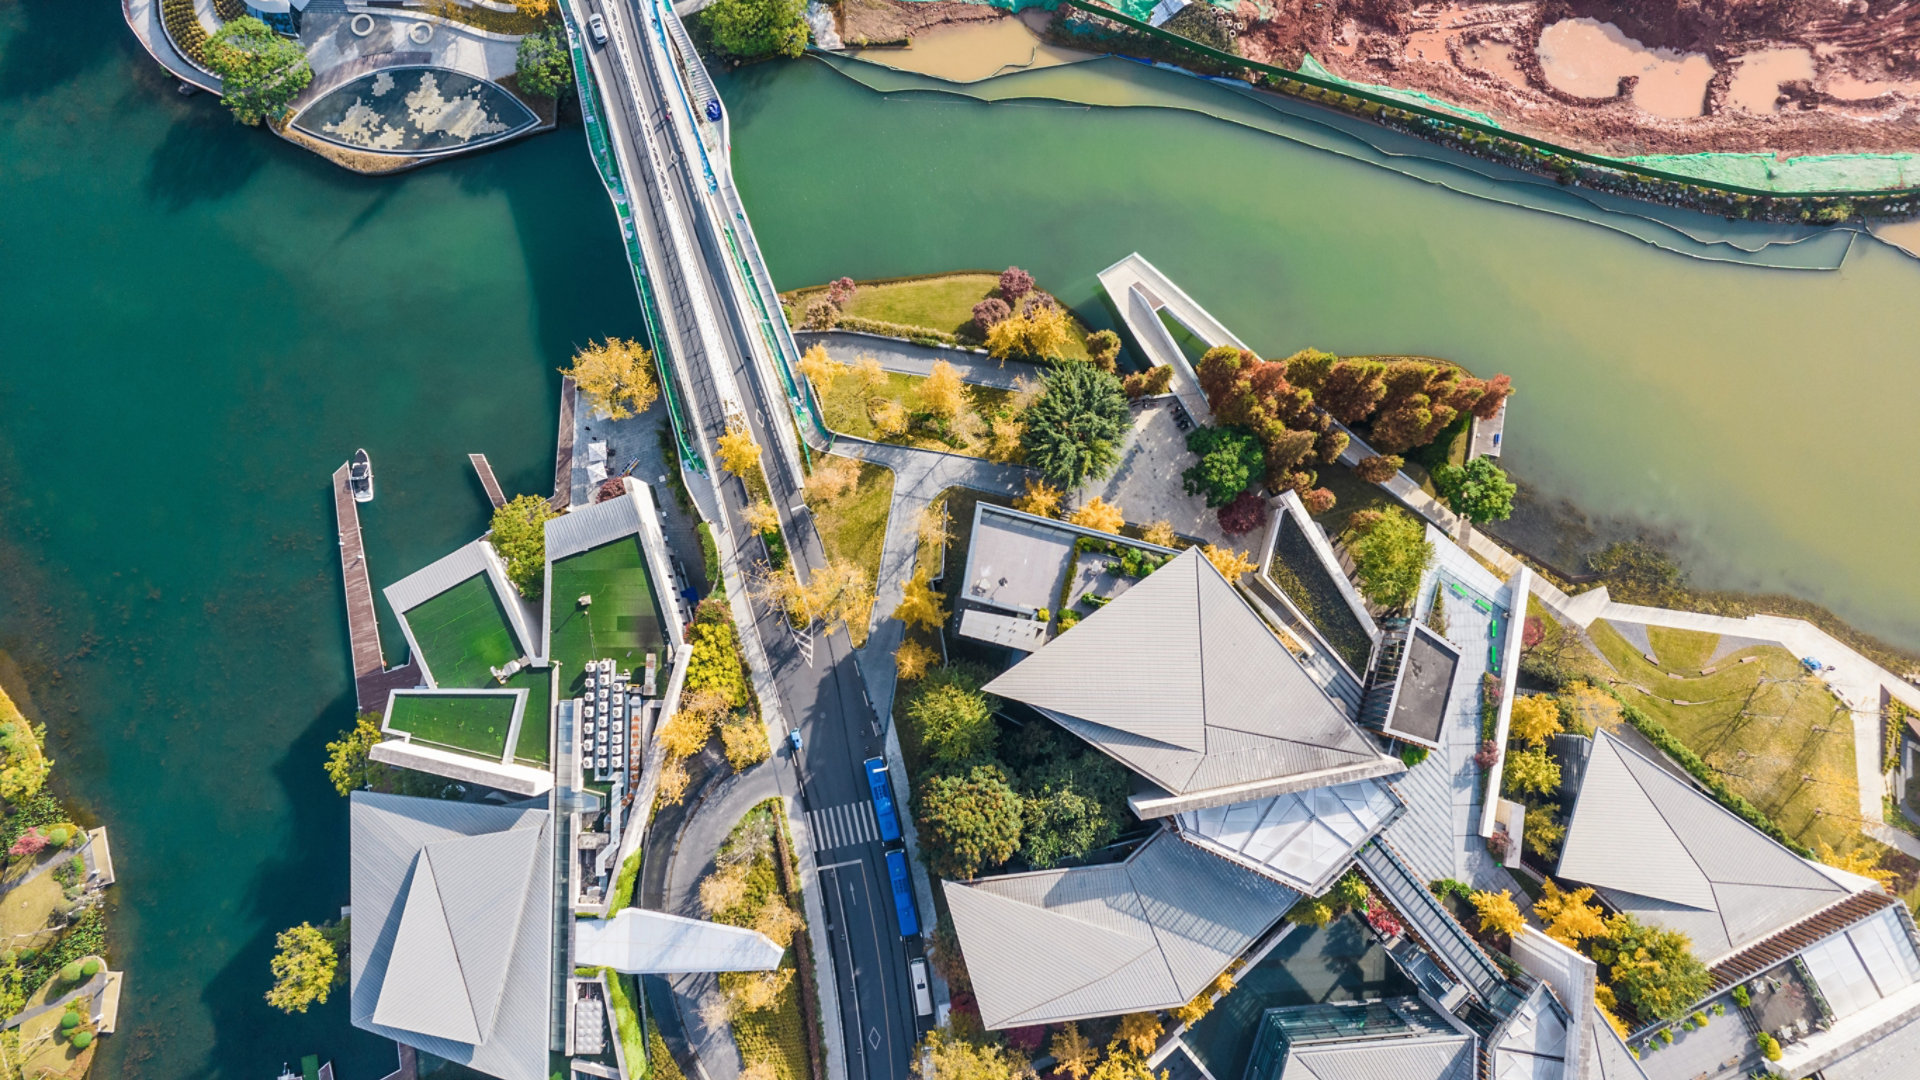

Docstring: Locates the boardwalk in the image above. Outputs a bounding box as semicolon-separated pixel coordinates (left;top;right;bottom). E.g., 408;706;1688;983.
552;375;577;510
469;453;508;509
332;463;419;711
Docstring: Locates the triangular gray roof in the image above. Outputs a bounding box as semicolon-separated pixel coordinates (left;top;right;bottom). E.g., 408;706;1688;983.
943;829;1296;1028
1556;731;1859;962
1585;1006;1648;1080
984;548;1401;816
351;792;552;1080
1492;983;1572;1080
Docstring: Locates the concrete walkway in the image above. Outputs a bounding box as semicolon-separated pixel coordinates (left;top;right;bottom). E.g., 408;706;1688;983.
661;763;784;1080
794;329;1044;391
3;971;106;1031
121;0;221;93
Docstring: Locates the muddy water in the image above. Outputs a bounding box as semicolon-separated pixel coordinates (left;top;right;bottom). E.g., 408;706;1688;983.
729;56;1920;650
848;13;1092;82
1827;71;1920;100
1728;47;1817;113
1462;40;1531;92
1537;17;1714;118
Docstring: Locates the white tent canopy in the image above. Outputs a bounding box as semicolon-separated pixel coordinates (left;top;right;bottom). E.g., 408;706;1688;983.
574;908;783;974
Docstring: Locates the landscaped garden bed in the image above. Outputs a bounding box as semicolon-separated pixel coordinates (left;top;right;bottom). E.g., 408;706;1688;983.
806;457;894;613
1266;513;1374;675
698;799;820;1080
811;368;1017;460
781;271;1097;362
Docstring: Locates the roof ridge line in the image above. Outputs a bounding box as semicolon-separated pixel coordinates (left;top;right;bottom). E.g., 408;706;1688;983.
420;845;489;1042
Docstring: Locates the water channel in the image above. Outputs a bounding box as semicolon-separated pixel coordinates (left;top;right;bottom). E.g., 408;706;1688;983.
0;5;1916;1079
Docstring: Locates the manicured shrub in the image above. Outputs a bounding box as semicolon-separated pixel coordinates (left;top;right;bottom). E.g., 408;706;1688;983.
70;1030;92;1049
1732;985;1751;1008
997;266;1033;303
60;961;83;982
59;1010;80;1031
81;958;101;977
46;827;69;847
969;297;1010;332
1216;490;1268;536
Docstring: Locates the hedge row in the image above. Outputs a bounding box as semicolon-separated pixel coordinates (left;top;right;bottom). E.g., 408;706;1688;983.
832;315;960;348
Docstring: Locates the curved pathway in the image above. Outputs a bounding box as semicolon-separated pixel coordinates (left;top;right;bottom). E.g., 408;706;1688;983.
3;971;106;1031
794;330;1045;391
659;762;783;1080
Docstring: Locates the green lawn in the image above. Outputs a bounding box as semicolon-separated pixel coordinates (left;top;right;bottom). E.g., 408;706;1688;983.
0;872;64;945
810;458;893;596
386;693;517;759
1586;620;1863;854
401;573;522;690
812;370;1015;459
504;666;552;765
548;538;667;698
785;272;1094;361
712;800;815;1080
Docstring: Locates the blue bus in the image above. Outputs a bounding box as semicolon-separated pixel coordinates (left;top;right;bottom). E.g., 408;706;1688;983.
885;849;920;937
864;757;902;843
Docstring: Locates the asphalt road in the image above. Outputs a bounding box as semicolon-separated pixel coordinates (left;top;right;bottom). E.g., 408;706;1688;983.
580;2;922;1075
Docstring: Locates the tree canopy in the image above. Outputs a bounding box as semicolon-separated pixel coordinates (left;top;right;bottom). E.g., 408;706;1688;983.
908;668;999;765
1342;508;1431;612
204;17;314;126
1021;362;1129;488
913;763;1023;879
266;922;338;1013
564;337;658;420
490;494;556;597
1183;426;1264;507
1019;754;1127;870
916;1029;1032;1080
514;25;574;99
1593;914;1711;1021
986;304;1072;362
1433;457;1517;523
323;712;383;796
699;0;808;61
0;693;51;804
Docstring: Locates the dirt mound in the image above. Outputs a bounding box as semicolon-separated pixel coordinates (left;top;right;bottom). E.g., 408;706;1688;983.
1227;0;1920;160
837;0;1006;47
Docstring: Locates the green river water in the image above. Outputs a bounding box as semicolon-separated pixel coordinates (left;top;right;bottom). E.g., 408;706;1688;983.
0;5;1917;1079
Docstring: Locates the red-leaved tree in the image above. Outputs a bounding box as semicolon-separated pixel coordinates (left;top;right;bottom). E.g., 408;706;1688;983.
998;266;1033;303
1217;490;1268;536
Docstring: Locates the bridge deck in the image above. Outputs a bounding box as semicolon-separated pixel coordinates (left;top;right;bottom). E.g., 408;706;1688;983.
470;453;508;509
333;463;421;711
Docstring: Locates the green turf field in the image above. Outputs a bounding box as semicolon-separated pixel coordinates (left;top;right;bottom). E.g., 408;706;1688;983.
549;538;666;696
386;692;518;759
400;573;523;689
504;666;552;765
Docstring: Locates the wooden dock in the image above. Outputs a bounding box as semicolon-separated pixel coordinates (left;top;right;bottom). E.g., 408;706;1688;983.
333;463;420;712
469;453;507;509
551;374;576;511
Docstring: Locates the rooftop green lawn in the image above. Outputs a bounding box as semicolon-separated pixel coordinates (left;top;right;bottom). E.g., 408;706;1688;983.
548;538;666;697
387;693;517;759
812;370;1015;459
502;666;552;766
786;272;1095;361
400;572;522;690
1587;620;1863;854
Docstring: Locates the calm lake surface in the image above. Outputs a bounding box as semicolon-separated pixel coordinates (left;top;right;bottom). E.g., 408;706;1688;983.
0;6;1916;1079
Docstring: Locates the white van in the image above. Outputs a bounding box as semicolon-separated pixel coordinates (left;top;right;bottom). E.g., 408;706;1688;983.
909;959;933;1017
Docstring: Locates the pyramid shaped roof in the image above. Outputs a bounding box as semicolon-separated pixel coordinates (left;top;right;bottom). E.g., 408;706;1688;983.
943;829;1296;1029
350;792;552;1080
1557;731;1860;962
984;548;1399;815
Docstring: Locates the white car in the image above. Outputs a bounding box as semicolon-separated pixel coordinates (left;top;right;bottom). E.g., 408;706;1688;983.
587;13;609;45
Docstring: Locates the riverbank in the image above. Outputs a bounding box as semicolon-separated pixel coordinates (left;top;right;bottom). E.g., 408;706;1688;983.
0;655;122;1080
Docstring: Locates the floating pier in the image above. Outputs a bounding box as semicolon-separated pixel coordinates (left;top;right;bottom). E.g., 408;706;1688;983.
469;453;508;509
551;374;577;510
333;462;420;711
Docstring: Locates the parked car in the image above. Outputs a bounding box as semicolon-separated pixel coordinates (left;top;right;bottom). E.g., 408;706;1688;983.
587;13;608;45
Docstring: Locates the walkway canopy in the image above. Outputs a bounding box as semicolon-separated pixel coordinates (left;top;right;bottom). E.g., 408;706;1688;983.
573;908;783;974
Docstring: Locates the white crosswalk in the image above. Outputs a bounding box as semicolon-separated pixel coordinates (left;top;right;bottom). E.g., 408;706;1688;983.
807;801;879;852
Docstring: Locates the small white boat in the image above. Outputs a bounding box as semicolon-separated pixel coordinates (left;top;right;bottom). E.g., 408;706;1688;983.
349;449;375;503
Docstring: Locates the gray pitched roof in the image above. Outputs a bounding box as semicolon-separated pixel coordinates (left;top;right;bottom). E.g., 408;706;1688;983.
943;829;1296;1029
1816;1011;1920;1080
1556;731;1858;962
1174;779;1401;894
984;548;1401;817
545;494;641;562
1280;1035;1476;1080
1585;1006;1649;1080
351;792;552;1080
